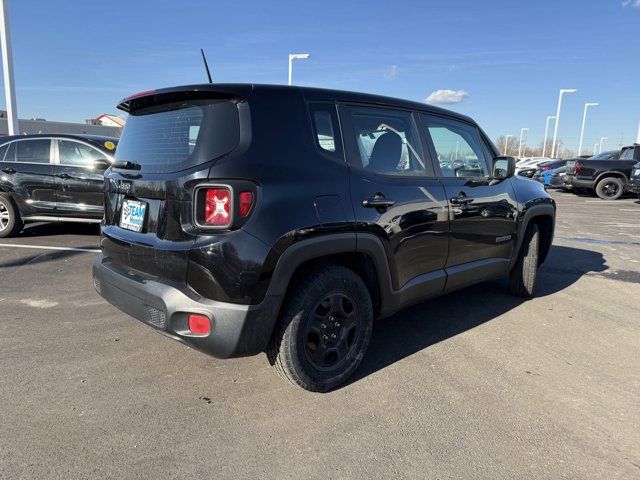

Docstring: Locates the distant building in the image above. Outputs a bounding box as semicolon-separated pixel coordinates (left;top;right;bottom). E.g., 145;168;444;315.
86;113;126;129
0;110;122;137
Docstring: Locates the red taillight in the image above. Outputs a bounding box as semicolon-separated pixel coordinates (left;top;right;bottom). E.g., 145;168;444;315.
575;162;582;174
541;165;551;171
188;314;210;335
238;191;254;217
204;188;232;227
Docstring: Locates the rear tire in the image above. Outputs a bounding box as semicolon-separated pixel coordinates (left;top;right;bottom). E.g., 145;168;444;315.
595;177;624;200
266;265;373;392
509;223;539;298
0;194;23;238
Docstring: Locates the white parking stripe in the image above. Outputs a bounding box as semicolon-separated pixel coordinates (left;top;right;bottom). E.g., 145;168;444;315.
0;243;100;253
619;209;640;212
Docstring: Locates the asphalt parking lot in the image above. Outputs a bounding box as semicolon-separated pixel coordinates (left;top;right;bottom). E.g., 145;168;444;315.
1;191;639;479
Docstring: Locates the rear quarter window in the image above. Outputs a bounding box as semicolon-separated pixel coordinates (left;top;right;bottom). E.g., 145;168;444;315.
115;99;239;173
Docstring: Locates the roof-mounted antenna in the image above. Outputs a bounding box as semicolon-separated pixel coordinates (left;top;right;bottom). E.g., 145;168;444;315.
200;48;213;83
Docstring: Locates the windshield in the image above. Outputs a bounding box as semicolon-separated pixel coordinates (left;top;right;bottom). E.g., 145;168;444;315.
115;99;239;173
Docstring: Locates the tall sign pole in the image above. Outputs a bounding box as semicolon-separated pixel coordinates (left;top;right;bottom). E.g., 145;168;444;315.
0;0;18;135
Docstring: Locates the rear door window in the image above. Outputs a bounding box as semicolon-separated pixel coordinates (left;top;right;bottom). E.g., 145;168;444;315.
15;139;52;164
58;140;105;167
342;105;425;176
115;99;239;173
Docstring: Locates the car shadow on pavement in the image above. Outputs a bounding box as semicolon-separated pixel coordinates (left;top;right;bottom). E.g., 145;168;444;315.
347;245;607;387
0;248;98;269
17;222;100;238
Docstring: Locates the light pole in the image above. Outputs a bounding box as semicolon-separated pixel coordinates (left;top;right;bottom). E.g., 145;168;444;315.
504;134;514;155
542;116;555;158
578;102;598;156
288;53;310;86
518;128;529;157
551;88;577;159
593;143;598;155
599;136;608;154
0;0;18;135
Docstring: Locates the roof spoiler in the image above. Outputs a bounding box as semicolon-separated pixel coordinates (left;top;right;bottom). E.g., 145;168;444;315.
117;84;251;113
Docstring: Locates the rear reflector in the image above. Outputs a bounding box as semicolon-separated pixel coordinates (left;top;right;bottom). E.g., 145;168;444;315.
238;191;254;217
204;188;232;227
188;314;211;335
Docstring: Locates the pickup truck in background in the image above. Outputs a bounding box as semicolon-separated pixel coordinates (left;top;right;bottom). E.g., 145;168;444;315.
565;146;639;200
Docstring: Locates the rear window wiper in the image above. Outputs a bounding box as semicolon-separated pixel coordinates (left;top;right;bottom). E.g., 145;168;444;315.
112;160;142;170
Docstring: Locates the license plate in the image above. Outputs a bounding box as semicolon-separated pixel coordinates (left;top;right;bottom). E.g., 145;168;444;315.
120;199;147;232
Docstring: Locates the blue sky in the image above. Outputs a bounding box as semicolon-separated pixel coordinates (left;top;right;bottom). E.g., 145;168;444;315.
4;0;640;151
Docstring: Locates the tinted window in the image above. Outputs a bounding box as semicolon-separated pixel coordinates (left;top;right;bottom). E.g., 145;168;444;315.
619;148;634;160
115;99;239;174
59;140;105;166
344;106;424;175
422;115;489;177
16;139;51;164
589;150;618;160
310;104;341;155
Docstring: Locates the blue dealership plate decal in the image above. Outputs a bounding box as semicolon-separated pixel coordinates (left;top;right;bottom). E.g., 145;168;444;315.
120;199;147;232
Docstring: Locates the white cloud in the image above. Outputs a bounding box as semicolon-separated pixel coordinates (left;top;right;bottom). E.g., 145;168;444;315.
622;0;640;7
383;65;399;80
425;89;469;105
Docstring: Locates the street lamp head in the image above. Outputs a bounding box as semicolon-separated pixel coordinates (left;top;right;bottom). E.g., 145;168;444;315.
586;102;598;107
561;88;577;94
290;53;310;60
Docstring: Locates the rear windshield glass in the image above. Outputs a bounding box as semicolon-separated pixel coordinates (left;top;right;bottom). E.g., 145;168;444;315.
115;99;239;173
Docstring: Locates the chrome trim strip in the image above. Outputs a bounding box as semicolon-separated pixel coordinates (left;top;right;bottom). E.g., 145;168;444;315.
22;215;101;224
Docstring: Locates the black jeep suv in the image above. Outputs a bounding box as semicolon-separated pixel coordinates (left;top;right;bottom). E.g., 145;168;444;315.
0;133;118;237
93;84;555;391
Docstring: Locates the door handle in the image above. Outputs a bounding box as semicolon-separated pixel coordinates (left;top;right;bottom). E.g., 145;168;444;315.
56;173;71;179
449;195;474;205
362;195;395;209
1;167;15;174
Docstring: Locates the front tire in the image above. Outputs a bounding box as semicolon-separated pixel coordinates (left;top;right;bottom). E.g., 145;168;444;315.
0;194;23;238
509;223;539;298
596;177;624;200
267;265;373;392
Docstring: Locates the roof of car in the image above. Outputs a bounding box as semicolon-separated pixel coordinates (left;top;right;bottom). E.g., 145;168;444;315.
119;83;476;124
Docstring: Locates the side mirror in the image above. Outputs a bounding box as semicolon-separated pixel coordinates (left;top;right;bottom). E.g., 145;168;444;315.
93;158;110;171
452;160;465;171
492;156;516;180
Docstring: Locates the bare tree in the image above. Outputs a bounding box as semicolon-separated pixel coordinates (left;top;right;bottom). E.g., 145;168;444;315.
494;137;577;159
494;135;520;156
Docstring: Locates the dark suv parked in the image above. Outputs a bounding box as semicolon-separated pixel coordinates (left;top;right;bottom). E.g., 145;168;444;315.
93;84;555;391
0;134;118;237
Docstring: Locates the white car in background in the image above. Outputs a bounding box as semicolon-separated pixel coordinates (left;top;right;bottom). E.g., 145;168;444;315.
515;156;552;174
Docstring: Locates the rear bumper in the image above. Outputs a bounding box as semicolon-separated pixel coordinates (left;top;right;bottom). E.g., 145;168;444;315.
93;255;282;358
566;175;595;189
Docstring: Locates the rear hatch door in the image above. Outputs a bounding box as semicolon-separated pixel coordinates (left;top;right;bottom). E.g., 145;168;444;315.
101;87;244;283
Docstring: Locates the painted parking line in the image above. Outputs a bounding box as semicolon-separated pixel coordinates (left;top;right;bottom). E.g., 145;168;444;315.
585;200;628;203
0;243;100;253
619;209;640;212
